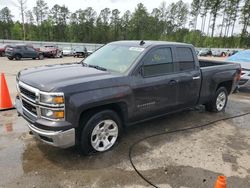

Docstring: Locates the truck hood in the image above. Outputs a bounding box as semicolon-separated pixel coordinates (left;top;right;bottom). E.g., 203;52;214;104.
19;63;120;92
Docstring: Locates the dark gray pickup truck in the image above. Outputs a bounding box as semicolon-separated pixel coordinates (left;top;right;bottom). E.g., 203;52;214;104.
15;41;241;154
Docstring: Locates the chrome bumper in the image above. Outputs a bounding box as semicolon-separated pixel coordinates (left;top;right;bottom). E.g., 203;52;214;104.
15;91;75;149
28;123;75;148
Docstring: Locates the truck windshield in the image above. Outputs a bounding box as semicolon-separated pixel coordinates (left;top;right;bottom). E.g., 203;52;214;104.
83;44;144;73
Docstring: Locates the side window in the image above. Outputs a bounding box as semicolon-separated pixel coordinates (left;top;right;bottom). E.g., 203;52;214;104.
27;47;35;51
143;47;174;77
176;47;195;71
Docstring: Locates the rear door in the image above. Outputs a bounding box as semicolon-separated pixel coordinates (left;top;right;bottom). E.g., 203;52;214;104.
174;47;201;108
131;46;180;121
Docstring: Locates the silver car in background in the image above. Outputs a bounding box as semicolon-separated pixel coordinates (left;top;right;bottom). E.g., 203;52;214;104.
238;62;250;88
227;50;250;88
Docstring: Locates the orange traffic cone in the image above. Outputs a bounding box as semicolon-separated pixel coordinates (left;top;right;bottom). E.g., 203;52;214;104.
0;73;13;110
214;175;227;188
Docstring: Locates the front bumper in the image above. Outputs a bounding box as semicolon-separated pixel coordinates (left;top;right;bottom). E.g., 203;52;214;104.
238;79;250;87
15;97;75;148
28;123;75;148
5;52;14;57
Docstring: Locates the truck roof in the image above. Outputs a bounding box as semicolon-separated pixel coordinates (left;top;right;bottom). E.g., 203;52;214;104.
110;40;193;48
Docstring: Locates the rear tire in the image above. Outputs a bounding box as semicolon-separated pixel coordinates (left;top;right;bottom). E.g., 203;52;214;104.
38;54;44;60
8;57;13;60
221;52;226;57
78;110;122;155
15;54;21;60
205;87;228;112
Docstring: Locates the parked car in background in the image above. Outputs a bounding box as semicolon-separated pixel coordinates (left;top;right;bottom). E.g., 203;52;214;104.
0;44;11;56
228;50;239;56
212;50;227;57
5;44;44;60
195;49;200;55
62;47;74;56
0;45;5;56
198;49;212;56
73;47;90;58
40;45;63;58
227;50;250;88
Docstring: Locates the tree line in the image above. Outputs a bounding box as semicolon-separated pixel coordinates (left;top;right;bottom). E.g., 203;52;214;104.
0;0;249;48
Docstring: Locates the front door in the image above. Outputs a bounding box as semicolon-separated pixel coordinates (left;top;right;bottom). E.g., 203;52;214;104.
130;46;179;121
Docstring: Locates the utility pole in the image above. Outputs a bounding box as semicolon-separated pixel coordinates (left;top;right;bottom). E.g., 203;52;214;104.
17;0;27;40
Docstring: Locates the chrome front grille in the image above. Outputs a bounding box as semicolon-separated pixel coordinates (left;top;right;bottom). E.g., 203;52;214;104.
19;86;36;101
18;82;39;117
17;81;65;121
22;99;37;115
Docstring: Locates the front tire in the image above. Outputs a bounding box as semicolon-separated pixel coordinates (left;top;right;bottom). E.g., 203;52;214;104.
78;110;122;155
205;87;228;112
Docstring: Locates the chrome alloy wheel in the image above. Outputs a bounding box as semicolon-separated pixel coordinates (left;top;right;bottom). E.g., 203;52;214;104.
216;91;226;111
91;120;119;152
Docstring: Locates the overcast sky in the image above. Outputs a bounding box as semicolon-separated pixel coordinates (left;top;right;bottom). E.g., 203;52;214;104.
0;0;242;35
1;0;191;19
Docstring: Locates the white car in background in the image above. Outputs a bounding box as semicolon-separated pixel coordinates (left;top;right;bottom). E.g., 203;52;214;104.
62;47;74;56
227;50;250;89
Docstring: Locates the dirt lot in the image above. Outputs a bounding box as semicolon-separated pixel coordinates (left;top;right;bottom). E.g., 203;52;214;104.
1;56;250;188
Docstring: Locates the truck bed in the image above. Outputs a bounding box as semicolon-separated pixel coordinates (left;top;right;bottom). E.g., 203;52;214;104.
199;59;229;67
198;59;241;105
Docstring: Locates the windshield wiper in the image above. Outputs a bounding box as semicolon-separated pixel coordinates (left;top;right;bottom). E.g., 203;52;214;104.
81;62;107;71
82;62;88;67
88;64;107;71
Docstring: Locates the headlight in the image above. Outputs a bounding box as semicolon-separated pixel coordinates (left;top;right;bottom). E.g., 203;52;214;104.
40;94;64;105
41;108;64;119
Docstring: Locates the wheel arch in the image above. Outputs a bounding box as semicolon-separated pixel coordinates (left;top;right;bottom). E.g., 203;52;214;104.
76;102;128;143
216;80;233;94
79;102;128;126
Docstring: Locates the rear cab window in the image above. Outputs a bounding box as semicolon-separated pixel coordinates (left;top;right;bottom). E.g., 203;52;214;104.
175;47;195;71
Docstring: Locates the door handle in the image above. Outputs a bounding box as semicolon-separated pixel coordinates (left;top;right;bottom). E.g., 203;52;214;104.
168;80;177;85
193;76;201;80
